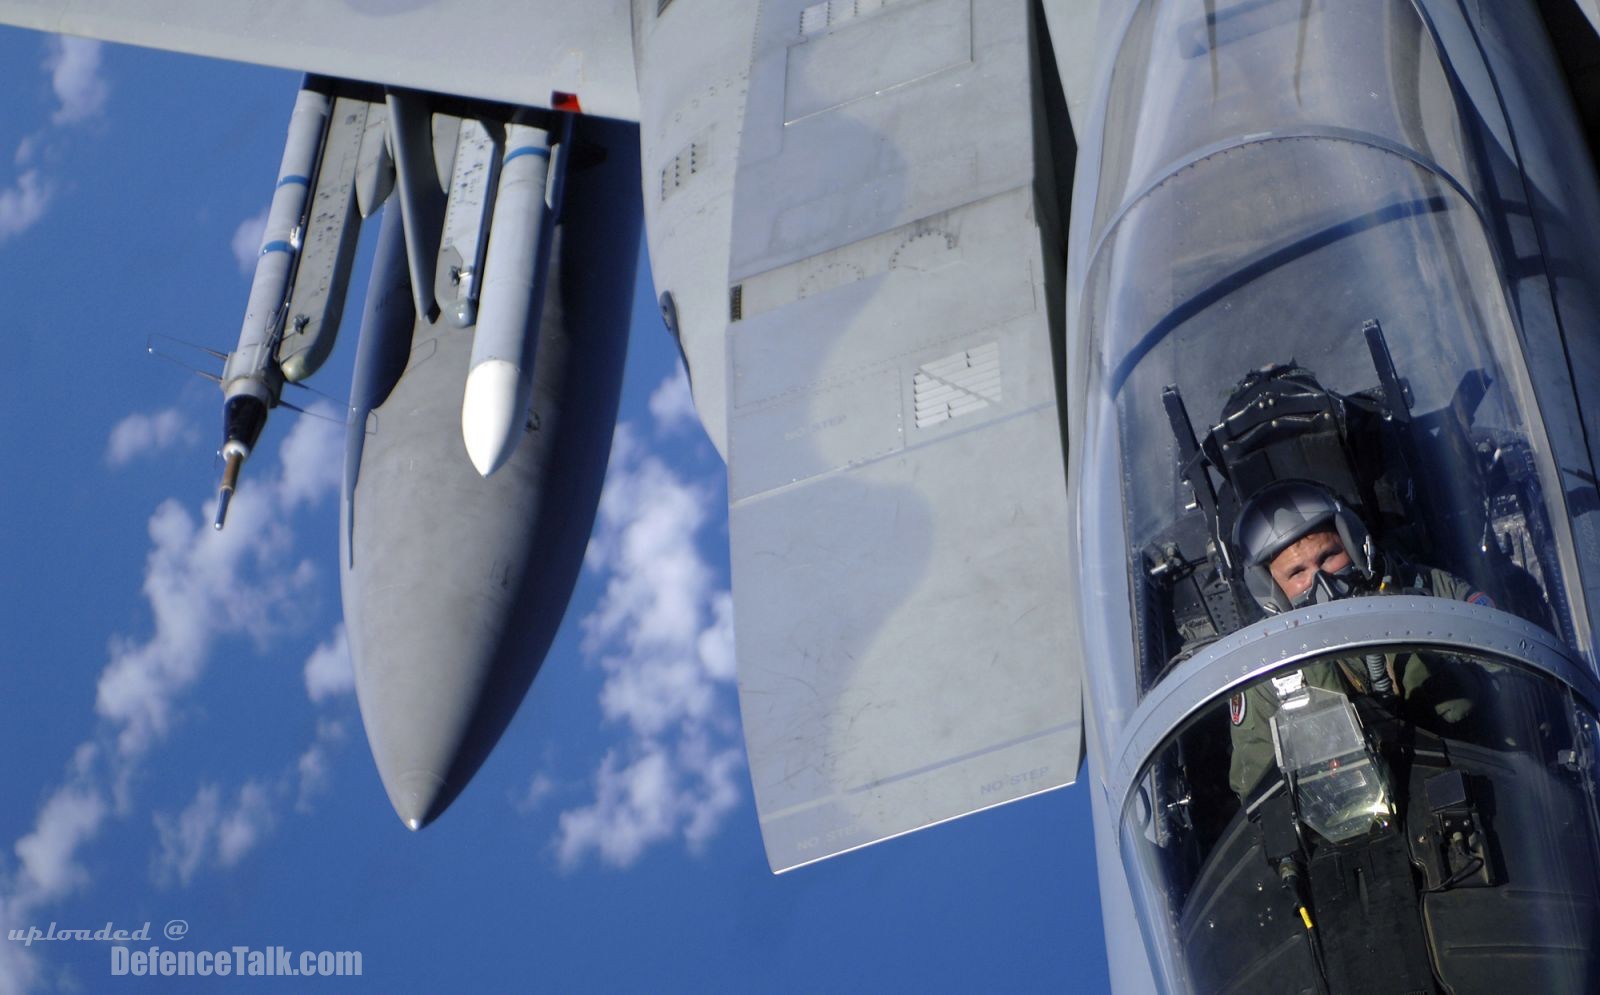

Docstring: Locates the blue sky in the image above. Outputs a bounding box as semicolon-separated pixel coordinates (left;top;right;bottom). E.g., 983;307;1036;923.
0;28;1110;993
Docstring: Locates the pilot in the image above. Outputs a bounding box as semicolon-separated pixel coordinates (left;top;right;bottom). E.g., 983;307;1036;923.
1226;480;1491;799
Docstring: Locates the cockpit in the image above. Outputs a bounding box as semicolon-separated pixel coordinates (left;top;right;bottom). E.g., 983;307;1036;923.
1125;619;1600;993
1071;0;1600;990
1096;309;1600;992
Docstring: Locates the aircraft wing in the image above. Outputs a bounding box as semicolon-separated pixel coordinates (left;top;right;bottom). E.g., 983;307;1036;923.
0;0;639;121
724;0;1082;871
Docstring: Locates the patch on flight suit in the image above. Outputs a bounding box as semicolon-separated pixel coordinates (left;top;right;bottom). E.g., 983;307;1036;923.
1468;591;1495;608
1230;692;1247;726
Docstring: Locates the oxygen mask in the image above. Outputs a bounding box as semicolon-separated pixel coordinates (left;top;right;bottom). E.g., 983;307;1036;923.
1290;564;1360;608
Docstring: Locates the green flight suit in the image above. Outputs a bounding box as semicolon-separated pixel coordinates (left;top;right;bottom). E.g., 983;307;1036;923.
1227;567;1482;799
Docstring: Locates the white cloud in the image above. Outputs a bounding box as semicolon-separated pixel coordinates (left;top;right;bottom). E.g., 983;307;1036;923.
230;206;269;275
11;784;107;911
294;720;346;815
139;621;354;885
4;408;346;948
13;135;38;168
679;734;743;850
553;372;742;869
513;772;556;815
153;780;275;888
276;403;344;512
647;364;697;435
596;656;714;740
152;717;345;885
0;895;41;995
583;427;714;657
0;35;111;250
151;784;219;889
45;37;108;125
295;747;330;814
0;169;51;244
303;625;353;703
95;489;309;758
555;738;744;870
2;775;109;993
556;749;676;868
96;407;340;759
215;782;272;867
698;592;736;682
105;408;195;468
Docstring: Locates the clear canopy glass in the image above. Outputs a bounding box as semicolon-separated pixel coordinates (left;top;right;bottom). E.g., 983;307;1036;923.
1121;647;1600;994
1077;0;1586;693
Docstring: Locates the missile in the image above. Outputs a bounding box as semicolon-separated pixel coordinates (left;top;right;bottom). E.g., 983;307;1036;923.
461;121;562;477
215;82;330;528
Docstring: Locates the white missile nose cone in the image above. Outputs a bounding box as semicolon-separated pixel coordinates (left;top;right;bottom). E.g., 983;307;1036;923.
461;359;527;477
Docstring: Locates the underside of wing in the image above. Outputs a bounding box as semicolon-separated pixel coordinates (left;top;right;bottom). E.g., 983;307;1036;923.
726;0;1083;872
0;0;639;120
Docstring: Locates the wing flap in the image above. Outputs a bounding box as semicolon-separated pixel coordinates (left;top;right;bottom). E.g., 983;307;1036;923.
728;0;1081;872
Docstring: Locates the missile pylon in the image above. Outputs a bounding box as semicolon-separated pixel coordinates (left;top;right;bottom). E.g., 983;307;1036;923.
460;120;563;477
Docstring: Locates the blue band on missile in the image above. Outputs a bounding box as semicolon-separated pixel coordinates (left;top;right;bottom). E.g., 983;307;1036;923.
277;174;310;188
260;240;294;256
503;146;550;165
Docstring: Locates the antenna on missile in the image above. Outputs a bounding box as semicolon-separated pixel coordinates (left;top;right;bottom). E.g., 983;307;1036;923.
146;333;225;383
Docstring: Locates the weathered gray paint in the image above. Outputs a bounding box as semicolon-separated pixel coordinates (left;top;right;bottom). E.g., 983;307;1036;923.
0;0;641;121
340;114;640;828
726;0;1081;872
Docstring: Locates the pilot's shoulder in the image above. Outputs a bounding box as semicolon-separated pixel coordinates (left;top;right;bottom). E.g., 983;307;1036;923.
1423;566;1494;607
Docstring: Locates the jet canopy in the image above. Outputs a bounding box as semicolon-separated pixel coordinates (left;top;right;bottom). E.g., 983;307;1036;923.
1076;0;1592;697
1117;602;1600;994
1073;0;1600;989
1083;134;1585;691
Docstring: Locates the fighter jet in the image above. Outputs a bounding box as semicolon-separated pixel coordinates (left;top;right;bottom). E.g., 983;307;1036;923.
4;0;1600;990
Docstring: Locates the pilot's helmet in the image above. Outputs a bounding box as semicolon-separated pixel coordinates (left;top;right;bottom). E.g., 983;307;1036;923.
1233;480;1372;613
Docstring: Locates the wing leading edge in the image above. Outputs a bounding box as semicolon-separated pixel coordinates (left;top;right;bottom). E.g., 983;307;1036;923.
0;0;639;121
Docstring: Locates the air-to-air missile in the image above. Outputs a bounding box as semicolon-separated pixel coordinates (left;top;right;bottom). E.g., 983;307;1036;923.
213;83;327;528
461;119;565;478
